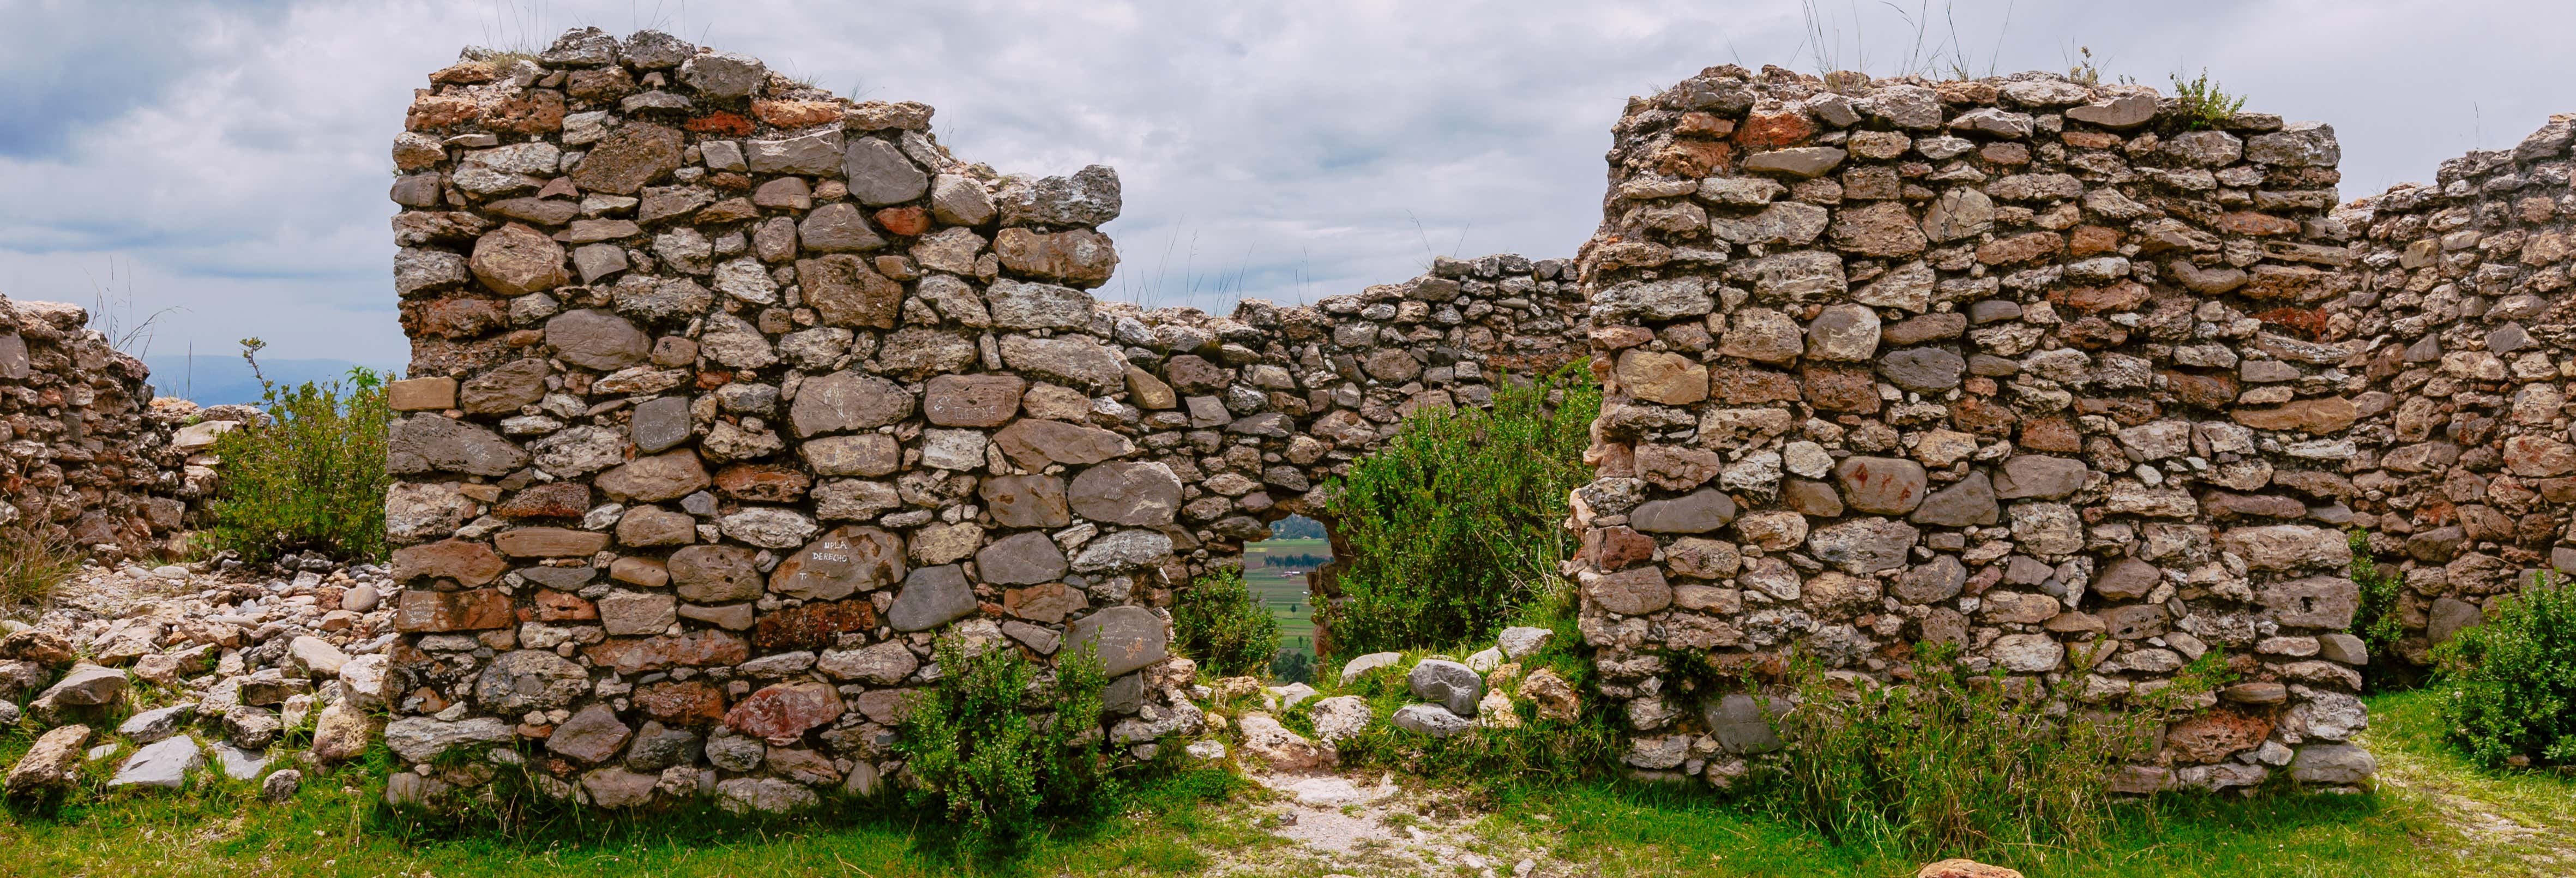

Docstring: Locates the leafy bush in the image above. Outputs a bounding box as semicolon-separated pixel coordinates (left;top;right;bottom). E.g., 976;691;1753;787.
1317;364;1599;656
2432;576;2576;768
1173;568;1278;677
197;342;390;563
1759;643;2229;857
895;638;1116;846
2170;69;2246;130
0;526;79;610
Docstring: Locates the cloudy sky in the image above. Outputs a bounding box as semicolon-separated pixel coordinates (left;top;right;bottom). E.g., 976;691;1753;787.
0;0;2568;367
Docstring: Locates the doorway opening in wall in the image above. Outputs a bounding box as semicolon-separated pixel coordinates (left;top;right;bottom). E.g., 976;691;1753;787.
1243;514;1328;683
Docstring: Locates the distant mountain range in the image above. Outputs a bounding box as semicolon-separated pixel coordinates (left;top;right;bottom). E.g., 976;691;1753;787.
139;356;400;407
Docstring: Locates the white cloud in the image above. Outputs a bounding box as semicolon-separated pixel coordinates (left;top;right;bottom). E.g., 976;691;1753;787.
0;0;2569;364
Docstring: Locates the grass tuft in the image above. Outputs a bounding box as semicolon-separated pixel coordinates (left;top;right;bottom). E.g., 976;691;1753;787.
0;525;79;612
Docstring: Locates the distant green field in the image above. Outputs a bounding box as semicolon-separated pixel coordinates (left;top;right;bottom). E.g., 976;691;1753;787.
1242;537;1326;656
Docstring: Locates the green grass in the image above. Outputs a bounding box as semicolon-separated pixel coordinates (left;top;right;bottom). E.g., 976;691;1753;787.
3;691;2567;876
1502;689;2575;877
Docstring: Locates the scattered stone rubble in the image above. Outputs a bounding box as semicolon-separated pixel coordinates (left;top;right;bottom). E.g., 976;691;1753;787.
0;293;222;558
1569;66;2376;791
1;555;394;799
376;27;1588;811
2337;113;2576;665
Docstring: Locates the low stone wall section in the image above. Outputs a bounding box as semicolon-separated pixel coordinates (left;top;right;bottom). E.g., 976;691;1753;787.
1567;65;2375;791
0;294;213;557
376;27;1587;810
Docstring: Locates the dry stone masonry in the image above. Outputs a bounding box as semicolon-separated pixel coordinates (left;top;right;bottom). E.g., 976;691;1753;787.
0;293;219;557
2338;114;2576;664
378;27;1587;811
1568;66;2375;791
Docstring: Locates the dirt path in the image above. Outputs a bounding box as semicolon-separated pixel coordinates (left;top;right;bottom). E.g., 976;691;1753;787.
2372;748;2576;874
1219;771;1564;878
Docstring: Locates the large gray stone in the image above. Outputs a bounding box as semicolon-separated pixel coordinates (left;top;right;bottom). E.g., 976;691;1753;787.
31;664;128;715
1389;703;1473;737
843;138;928;206
2287;743;2375;785
678;51;764;98
797;203;887;253
670;545;763;602
818;641;919;685
546;309;649;371
998;335;1127;393
982;475;1071;528
1893;555;1967;603
2428;596;2483;646
1910;473;1999;527
109;735;202;789
995;165;1122;227
474;650;590;714
629;395;693;454
986;280;1095;330
1407;660;1483;716
1807;518;1918;574
1064;606;1169;677
976;532;1069;586
118;703;196;744
790;370;914;437
1704;693;1782;754
389;415;531;477
888;565;977;632
1878;347;1966;392
546;703;633;763
1067;462;1184;526
1069;530;1173;573
1993;455;2089;499
745;129;843;176
1631;488;1739;533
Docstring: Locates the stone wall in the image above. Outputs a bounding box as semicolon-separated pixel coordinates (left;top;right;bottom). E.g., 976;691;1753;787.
2337;115;2576;665
377;27;1586;811
1567;65;2376;791
0;293;211;558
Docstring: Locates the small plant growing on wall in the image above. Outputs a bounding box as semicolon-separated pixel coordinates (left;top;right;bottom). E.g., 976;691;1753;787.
2170;68;2247;130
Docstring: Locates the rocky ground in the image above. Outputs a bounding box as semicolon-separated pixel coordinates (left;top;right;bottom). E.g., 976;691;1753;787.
2;554;393;800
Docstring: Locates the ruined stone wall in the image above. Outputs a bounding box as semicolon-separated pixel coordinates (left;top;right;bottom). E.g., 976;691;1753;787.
378;27;1585;811
0;293;211;558
2337;115;2576;665
1568;65;2375;791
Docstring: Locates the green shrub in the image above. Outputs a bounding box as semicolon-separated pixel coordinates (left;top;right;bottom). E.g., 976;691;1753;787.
1173;568;1278;677
197;342;390;563
895;638;1116;847
2170;69;2246;130
1758;643;2229;858
1316;364;1599;656
2432;576;2576;768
